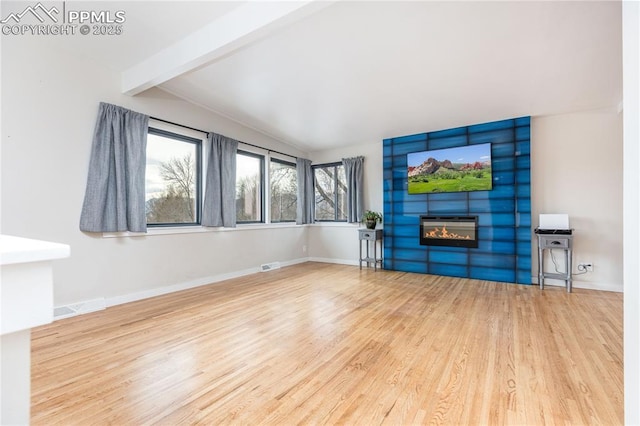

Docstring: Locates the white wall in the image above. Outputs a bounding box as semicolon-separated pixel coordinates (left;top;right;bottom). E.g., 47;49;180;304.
623;1;640;423
531;110;623;291
1;35;309;307
307;142;383;263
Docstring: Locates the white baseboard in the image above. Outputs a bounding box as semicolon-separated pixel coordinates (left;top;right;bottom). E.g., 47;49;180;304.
280;257;310;267
531;276;623;293
105;268;259;308
54;259;621;322
53;257;311;320
308;257;359;266
106;257;311;308
307;260;623;293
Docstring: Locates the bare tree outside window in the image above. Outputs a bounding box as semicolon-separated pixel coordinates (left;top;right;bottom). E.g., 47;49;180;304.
144;128;323;227
160;156;195;215
145;130;200;225
270;160;297;222
314;164;347;221
236;152;263;222
146;154;196;223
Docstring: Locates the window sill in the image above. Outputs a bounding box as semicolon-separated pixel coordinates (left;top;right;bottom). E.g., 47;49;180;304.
309;222;361;228
102;222;303;238
101;221;365;238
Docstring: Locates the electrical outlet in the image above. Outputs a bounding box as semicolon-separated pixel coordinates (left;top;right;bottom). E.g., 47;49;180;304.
578;263;594;272
303;245;307;253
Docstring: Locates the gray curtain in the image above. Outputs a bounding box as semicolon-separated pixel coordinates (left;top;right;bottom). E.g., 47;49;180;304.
202;132;238;227
296;158;314;225
79;102;149;232
342;156;364;223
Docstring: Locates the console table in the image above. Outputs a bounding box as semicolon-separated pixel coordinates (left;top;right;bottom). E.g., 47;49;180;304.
359;229;383;270
536;233;573;292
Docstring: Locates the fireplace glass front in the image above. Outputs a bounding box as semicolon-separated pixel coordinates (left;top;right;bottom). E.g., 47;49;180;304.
419;216;478;248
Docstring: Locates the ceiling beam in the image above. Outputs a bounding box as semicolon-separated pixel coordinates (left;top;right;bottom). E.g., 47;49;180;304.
122;1;332;96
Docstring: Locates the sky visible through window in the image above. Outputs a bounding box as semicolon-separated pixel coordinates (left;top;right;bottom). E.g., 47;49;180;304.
145;134;195;201
146;133;261;204
236;154;259;182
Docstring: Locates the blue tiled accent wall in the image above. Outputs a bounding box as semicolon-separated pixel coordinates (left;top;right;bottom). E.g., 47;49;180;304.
383;117;531;284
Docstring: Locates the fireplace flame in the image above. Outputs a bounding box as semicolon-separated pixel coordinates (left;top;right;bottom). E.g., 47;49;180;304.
425;225;471;240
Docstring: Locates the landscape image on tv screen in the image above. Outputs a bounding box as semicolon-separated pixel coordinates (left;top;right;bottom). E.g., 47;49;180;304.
407;143;492;194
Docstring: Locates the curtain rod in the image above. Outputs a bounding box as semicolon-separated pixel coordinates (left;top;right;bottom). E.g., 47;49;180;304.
150;116;298;160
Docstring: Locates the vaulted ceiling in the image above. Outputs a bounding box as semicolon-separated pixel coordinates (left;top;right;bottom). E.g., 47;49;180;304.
38;1;622;152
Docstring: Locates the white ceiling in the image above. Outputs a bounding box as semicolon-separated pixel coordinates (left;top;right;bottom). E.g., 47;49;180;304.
36;1;623;153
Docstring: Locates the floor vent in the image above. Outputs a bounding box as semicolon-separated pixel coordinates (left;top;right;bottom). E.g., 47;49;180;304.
260;262;281;272
53;298;106;320
53;306;76;318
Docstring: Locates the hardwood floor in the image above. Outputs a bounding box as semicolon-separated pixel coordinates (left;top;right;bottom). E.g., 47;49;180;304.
31;262;623;425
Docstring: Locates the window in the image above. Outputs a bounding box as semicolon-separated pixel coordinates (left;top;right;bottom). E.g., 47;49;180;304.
270;159;297;222
143;121;300;229
313;163;347;221
145;128;201;226
236;150;264;223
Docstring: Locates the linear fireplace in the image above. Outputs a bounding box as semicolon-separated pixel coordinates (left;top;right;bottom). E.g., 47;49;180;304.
420;216;479;248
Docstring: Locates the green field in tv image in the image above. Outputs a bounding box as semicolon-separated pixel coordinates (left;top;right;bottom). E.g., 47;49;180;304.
407;143;493;194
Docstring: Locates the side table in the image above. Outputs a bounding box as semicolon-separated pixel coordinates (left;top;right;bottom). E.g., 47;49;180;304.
536;233;573;292
359;228;383;270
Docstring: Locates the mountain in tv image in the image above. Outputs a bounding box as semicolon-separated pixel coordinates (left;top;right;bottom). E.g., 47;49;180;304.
407;143;492;194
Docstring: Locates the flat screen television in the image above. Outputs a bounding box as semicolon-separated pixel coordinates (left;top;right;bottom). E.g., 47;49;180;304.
407;143;492;194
